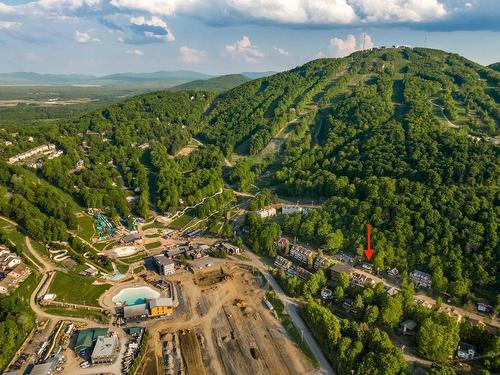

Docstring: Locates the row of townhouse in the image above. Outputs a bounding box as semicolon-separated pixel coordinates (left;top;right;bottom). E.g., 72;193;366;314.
7;143;56;164
273;255;311;280
0;247;31;294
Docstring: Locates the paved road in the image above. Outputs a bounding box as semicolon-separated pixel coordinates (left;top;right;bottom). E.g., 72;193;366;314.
242;251;335;375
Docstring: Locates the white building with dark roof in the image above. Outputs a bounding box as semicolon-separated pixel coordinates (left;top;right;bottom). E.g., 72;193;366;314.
153;255;175;276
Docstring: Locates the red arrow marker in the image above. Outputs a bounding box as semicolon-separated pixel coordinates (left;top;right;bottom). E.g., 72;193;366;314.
364;224;374;261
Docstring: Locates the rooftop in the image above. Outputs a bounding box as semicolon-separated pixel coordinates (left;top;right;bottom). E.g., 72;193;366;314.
149;297;173;308
91;335;118;358
153;255;174;266
123;303;148;318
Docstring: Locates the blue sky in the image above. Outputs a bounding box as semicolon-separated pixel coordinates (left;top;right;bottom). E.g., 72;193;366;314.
0;0;499;75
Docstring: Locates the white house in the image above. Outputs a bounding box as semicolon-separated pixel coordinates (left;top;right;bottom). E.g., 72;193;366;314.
457;342;476;360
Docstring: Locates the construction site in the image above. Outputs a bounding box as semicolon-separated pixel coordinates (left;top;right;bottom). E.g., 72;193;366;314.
140;262;313;375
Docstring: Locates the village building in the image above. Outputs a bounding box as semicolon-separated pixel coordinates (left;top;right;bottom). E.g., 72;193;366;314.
291;265;312;280
289;245;315;267
457;342;476;360
165;245;190;258
153;255;175;276
149;297;174;316
91;335;118;364
410;270;432;288
255;207;277;219
476;300;492;314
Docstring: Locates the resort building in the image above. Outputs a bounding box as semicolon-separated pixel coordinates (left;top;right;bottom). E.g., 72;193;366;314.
149;297;174;316
91;335;119;364
153;255;175;276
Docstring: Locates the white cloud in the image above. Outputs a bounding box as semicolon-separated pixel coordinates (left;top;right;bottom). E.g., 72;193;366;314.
273;46;289;56
74;30;100;43
129;15;174;42
179;46;206;63
349;0;446;22
225;35;264;62
126;48;143;55
108;0;446;25
327;32;374;57
0;2;15;13
0;21;21;29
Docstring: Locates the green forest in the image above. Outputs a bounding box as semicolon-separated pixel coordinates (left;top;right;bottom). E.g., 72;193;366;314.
0;47;498;373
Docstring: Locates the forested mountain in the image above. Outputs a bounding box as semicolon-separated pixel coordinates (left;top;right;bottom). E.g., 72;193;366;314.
171;74;250;92
0;47;498;304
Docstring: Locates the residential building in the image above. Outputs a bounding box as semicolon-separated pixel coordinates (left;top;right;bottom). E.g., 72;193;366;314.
153;255;175;276
123;304;149;321
457;342;476;360
293;266;312;280
255;207;277;219
329;263;354;282
7;144;56;164
386;286;400;296
91;335;118;364
274;255;292;271
362;262;374;272
275;237;289;254
3;255;21;269
9;263;30;281
387;268;400;278
410;270;432;288
400;320;417;335
314;255;328;270
281;206;303;215
320;287;332;300
289;245;315;267
477;300;492;314
218;242;241;254
149;297;174;316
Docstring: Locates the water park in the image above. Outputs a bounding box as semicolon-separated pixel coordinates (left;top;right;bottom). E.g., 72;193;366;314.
93;212;117;240
112;286;160;306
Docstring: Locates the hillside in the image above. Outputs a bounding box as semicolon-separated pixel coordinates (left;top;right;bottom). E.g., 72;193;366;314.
0;47;499;304
171;74;250;92
489;62;500;72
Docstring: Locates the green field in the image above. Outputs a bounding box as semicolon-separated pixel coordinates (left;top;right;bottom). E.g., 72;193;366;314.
145;233;160;239
15;271;40;301
144;241;161;250
116;263;129;274
133;266;144;274
42;307;109;323
48;271;110;306
76;214;95;242
169;214;193;230
142;221;165;230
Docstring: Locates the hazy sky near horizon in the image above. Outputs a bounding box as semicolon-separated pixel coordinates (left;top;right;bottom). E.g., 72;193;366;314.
0;0;499;75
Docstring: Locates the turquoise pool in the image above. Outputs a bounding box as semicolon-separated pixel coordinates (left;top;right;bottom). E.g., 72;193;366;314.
112;286;160;306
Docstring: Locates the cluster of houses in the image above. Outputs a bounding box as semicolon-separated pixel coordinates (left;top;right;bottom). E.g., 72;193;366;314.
7;143;63;166
0;246;31;294
273;255;312;280
409;270;432;289
275;237;330;272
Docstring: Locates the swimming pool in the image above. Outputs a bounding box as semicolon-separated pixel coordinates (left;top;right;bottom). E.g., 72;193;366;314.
112;286;160;306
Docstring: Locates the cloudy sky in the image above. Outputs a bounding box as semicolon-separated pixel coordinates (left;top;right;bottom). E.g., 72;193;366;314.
0;0;499;75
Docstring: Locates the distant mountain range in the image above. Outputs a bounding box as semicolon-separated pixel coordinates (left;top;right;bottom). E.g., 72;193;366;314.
0;70;276;87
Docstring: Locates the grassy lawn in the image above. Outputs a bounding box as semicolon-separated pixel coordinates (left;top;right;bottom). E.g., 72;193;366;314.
48;271;110;306
266;291;319;368
76;214;95;242
120;252;147;264
145;233;160;239
142;221;164;231
43;307;109;323
133;266;144;274
116;263;129;274
168;214;192;230
14;271;40;301
144;241;161;250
